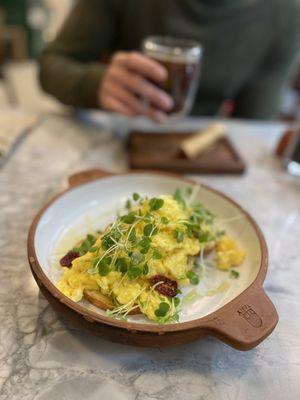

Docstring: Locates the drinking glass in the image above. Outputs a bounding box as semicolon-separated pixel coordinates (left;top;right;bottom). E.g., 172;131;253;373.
142;36;202;117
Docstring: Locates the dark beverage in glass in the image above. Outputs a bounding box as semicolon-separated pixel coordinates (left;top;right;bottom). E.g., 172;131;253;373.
142;36;202;117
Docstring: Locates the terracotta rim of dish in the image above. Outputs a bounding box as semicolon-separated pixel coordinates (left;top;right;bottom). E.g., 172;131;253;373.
27;169;272;335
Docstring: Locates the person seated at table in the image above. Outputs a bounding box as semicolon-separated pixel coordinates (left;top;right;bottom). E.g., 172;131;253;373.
39;0;300;122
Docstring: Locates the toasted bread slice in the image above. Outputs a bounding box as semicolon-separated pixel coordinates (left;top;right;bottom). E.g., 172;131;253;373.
84;289;114;310
83;290;141;315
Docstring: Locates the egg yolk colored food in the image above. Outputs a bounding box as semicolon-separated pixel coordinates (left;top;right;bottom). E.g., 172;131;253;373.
216;236;246;270
56;190;245;323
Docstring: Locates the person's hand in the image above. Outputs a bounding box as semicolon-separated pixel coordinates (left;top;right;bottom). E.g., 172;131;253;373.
99;51;173;122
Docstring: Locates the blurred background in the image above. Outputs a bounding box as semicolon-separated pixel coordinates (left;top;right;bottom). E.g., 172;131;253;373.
0;0;299;120
0;0;72;113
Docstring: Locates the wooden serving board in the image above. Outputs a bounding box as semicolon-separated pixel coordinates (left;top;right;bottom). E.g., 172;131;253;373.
128;131;246;174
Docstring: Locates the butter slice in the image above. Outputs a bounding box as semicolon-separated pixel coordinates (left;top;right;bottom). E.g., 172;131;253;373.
181;123;226;159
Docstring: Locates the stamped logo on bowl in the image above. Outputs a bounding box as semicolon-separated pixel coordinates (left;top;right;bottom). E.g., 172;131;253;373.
238;304;263;328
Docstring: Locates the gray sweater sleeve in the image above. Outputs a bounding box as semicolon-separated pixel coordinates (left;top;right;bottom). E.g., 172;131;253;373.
39;0;118;108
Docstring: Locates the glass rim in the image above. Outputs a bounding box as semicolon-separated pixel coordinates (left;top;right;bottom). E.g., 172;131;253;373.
142;36;202;60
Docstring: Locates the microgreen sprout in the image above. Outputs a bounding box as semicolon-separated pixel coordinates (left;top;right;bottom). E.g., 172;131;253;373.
149;198;164;211
73;189;222;324
125;199;132;210
133;193;140;201
72;233;97;256
230;270;240;279
155;302;170;317
186;270;200;285
174;230;184;243
161;216;169;225
153;250;163;260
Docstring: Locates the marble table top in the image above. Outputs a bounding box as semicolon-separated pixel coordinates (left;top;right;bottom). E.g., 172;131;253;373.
1;112;299;400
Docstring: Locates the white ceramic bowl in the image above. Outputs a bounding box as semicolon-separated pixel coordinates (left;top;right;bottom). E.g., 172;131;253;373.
28;169;278;349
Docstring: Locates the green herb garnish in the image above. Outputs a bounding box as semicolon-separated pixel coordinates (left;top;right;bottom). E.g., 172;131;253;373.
186;187;193;195
88;246;98;253
230;270;240;279
174;230;184;243
143;223;153;236
98;257;111;276
128;228;137;243
173;189;186;209
133;193;140;201
139;237;151;254
131;252;144;265
149;198;164;211
115;258;128;273
121;212;136;224
173;297;180;307
153;250;163;260
161;216;169;225
155;302;170;317
198;230;214;243
143;263;149;275
128;266;142;279
72;233;97;256
186;270;199;285
139;237;151;247
125;199;132;210
79;189;220;325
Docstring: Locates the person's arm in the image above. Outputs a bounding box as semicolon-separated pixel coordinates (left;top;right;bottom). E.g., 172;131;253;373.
39;0;118;108
39;0;173;120
234;1;300;119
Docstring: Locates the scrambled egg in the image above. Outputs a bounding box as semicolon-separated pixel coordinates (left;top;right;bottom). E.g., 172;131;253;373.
216;235;245;270
58;196;198;310
56;193;245;323
138;289;169;321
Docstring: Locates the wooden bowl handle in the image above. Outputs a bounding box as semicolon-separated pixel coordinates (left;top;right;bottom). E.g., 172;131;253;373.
68;169;114;188
204;286;278;350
